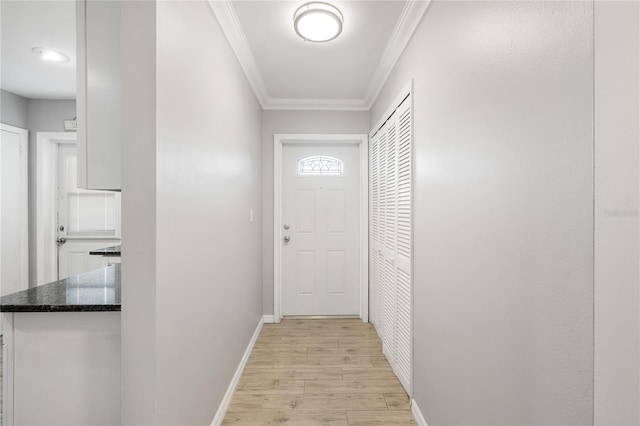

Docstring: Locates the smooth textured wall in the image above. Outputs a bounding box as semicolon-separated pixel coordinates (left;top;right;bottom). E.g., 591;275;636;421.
594;2;640;424
155;1;262;424
371;2;594;424
0;89;28;129
261;110;369;315
120;1;157;424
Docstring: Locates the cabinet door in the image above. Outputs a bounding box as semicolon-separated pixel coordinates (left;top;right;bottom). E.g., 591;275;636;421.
76;0;121;190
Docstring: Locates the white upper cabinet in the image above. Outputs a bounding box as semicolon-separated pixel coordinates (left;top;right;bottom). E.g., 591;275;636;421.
76;0;121;190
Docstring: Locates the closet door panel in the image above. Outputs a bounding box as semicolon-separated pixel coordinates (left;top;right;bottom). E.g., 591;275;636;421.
369;134;380;327
394;99;412;394
382;116;397;363
377;130;388;347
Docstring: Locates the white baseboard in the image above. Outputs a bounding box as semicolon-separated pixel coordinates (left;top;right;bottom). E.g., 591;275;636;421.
412;398;428;426
210;316;264;426
262;314;275;323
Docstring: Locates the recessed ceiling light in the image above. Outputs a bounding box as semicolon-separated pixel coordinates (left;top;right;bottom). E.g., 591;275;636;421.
32;47;70;63
294;2;343;43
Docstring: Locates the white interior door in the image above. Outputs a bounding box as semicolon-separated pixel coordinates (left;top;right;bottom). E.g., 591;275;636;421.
1;125;29;296
57;144;120;279
282;144;360;316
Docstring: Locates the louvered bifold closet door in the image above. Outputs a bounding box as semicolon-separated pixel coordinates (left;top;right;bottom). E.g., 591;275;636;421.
369;133;380;327
393;97;412;394
376;129;388;340
382;113;398;364
369;90;412;396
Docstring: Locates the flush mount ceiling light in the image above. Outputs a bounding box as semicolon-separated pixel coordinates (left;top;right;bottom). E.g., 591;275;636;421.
294;2;343;42
32;47;69;63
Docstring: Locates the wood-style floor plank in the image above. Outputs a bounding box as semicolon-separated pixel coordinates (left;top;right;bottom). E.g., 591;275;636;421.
223;318;415;425
235;379;305;395
242;367;342;380
223;410;348;425
384;393;412;410
305;379;406;394
341;367;398;380
262;394;389;411
347;410;417;425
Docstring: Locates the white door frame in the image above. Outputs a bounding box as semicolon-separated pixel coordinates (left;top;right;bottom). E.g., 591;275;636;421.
35;132;77;285
0;123;29;292
274;133;369;323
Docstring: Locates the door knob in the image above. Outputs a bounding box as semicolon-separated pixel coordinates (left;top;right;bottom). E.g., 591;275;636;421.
56;238;67;244
283;235;291;243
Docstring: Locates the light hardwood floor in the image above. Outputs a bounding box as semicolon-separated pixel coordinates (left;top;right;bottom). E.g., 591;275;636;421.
223;318;416;425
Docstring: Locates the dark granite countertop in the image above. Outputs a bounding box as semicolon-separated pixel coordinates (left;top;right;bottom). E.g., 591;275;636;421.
0;265;121;312
89;245;121;257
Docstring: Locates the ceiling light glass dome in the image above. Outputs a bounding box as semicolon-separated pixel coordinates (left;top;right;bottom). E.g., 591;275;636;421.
32;47;70;63
294;2;343;43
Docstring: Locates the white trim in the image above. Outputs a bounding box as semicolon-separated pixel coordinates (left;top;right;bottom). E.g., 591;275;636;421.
0;124;29;293
208;0;431;111
273;134;369;324
207;0;269;108
211;316;265;426
262;315;275;324
264;98;368;111
411;398;428;426
0;124;28;135
35;132;77;286
363;1;431;109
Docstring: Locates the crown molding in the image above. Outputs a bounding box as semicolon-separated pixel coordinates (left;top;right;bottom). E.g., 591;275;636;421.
363;0;432;109
264;97;369;111
207;0;269;108
209;0;431;112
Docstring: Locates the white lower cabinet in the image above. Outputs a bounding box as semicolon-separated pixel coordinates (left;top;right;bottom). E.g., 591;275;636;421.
369;86;413;396
2;312;120;425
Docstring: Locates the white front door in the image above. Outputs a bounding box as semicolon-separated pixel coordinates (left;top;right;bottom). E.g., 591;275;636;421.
282;144;360;316
57;144;121;279
1;125;29;296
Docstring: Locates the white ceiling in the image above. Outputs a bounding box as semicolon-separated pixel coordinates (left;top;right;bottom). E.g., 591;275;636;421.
1;1;76;100
0;0;429;108
220;0;429;110
233;1;405;100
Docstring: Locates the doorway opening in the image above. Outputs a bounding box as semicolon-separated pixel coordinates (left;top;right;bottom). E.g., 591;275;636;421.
36;132;121;284
273;134;369;323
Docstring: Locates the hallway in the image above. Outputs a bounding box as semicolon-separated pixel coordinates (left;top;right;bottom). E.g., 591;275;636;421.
223;319;416;425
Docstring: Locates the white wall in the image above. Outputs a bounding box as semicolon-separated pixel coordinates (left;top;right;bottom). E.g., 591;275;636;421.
372;2;594;424
121;2;263;423
594;2;640;424
155;1;263;424
261;110;369;314
120;1;157;424
0;89;28;129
